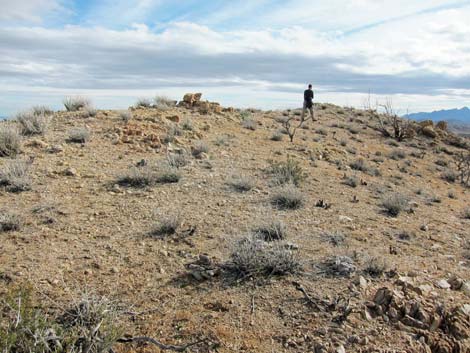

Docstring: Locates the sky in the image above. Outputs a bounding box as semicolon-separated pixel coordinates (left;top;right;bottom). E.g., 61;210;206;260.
1;0;470;117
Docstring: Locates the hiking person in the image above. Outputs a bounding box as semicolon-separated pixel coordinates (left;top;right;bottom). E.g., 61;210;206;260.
302;84;315;121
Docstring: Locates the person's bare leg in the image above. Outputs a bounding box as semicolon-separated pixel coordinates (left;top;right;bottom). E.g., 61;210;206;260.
301;102;307;121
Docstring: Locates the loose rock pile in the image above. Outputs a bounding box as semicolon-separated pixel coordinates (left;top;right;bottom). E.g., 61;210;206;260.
178;93;222;114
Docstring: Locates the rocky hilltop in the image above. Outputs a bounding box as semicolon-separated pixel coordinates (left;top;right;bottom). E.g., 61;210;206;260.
0;94;469;353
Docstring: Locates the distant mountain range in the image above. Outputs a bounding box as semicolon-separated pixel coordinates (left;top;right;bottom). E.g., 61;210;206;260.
405;107;470;123
405;107;470;136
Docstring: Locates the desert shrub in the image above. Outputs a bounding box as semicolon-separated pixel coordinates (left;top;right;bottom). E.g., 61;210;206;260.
214;135;229;146
150;212;181;237
31;105;54;116
388;149;406;160
463;207;470;220
448;190;457;199
191;140;209;158
16;111;49;136
68;127;90;143
119;110;133;123
1;287;122;353
118;163;180;188
343;175;359;188
0;125;21;157
154;96;175;109
271;184;304;210
322;256;356;277
269;158;305;186
58;292;121;352
347;126;359;135
240;111;252;120
316;128;328;136
349;158;369;172
0;159;31;192
374;99;414;141
381;193;408;216
166;152;189;168
163;124;183;144
228;174;255;192
155;167;181;183
270;131;283;141
181;118;193;131
435;159;449;167
80;105;97;118
117;165;157;187
363;256;388;277
441;169;457;183
253;220;287;241
63;96;90;112
339;139;347;147
0;211;21;232
321;231;345;246
346;147;357;155
225;237;301;278
0;287;62;352
242;118;257;131
135;98;152;108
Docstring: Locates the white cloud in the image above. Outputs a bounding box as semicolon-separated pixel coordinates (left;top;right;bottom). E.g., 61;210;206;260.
0;1;469;115
0;0;63;22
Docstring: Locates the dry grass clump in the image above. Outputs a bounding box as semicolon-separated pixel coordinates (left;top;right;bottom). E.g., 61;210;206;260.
16;110;50;136
166;152;189;168
321;231;346;246
181;118;194;131
0;211;21;232
269;158;305;186
163;124;183;144
381;193;408;216
0;288;121;353
154;96;175;110
191;140;209;158
349;158;380;176
117;164;181;188
119;110;133;123
463;207;470;220
0;125;21;157
253;220;287;241
270;131;283;141
31;105;54;116
135;97;152;108
0;159;31;192
227;174;255;192
67;127;90;143
150;212;182;238
63;96;91;112
271;184;304;210
388;149;406;160
225;237;301;278
343;175;359;188
441;169;458;183
242;118;257;131
363;256;389;277
80;106;97;118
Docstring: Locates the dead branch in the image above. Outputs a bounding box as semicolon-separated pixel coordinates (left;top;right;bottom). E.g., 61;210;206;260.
117;336;206;352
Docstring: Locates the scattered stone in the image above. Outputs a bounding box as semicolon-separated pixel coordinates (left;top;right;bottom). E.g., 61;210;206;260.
436;279;451;290
47;145;64;153
323;256;356;277
62;167;78;177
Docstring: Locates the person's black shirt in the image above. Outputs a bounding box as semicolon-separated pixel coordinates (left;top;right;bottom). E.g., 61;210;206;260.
304;89;314;107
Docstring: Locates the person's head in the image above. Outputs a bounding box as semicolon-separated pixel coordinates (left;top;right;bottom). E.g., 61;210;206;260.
308;84;312;89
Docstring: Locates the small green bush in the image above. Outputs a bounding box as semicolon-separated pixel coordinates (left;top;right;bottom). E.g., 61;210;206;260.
381;193;408;216
269;158;305;186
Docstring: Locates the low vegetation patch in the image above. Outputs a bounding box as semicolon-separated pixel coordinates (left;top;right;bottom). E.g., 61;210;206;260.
135;98;152;108
253;220;287;241
381;193;408;216
154;96;175;110
68;127;90;143
166;152;189;168
0;159;31;192
225;237;301;278
269;158;305;186
343;175;359;188
0;211;21;232
150;212;182;238
363;256;388;277
349;158;380;176
271;184;304;210
63;96;91;112
16;110;49;136
242;118;257;131
388;149;406;160
191;140;209;158
0;125;21;157
119;110;133;123
227;174;255;192
463;207;470;220
117;163;181;188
